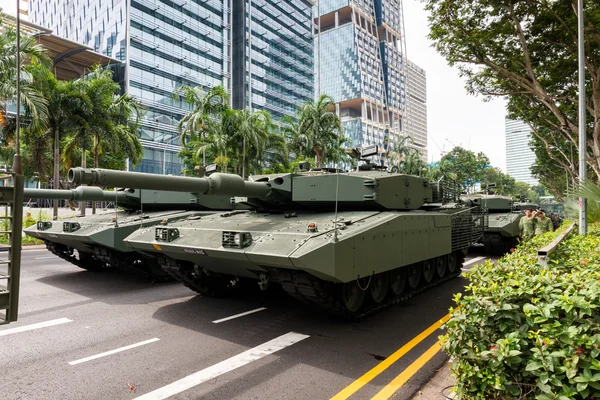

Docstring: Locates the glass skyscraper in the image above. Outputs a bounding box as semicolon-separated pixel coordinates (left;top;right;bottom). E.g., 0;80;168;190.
505;119;538;185
315;0;407;164
232;0;314;121
30;0;314;174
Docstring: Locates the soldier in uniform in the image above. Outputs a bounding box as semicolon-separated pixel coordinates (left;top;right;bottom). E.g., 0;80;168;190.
519;209;536;240
534;210;554;236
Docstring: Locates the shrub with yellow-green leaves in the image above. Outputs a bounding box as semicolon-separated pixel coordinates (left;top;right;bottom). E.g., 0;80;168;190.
443;222;600;399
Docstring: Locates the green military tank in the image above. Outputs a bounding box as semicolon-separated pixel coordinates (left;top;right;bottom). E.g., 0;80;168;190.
23;186;236;281
463;194;525;254
68;157;486;318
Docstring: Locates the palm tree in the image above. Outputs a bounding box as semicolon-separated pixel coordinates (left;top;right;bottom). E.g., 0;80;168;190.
386;135;414;168
282;114;307;159
236;109;272;178
176;85;229;167
0;15;52;133
298;94;342;167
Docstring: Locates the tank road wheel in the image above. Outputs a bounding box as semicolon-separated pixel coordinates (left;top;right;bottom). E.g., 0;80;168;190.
341;281;366;313
369;272;389;303
390;268;407;295
447;252;458;274
422;259;435;284
407;263;422;289
435;257;447;278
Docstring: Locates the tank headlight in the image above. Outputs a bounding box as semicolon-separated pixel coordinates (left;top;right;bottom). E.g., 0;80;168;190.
307;222;318;233
37;221;52;231
233;233;241;246
223;231;252;248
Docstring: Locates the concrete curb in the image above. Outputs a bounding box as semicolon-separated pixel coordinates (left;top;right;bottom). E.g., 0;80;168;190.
0;244;46;252
411;361;455;399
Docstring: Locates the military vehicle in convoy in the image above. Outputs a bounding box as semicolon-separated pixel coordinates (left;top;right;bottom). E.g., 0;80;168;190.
68;152;486;318
463;195;528;254
23;186;237;281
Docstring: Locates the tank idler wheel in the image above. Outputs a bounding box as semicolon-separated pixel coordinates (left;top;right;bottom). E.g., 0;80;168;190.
407;263;422;289
435;257;447;278
447;252;458;274
341;280;366;313
369;272;389;303
390;267;407;295
422;259;435;283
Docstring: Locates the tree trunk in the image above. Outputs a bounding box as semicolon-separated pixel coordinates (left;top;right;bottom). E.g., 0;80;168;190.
203;131;206;167
314;145;322;168
92;134;98;215
299;145;302;159
53;128;59;220
80;139;87;216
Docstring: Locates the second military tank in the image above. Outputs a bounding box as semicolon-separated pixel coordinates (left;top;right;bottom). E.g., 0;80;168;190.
23;186;238;281
68;152;486;318
463;195;527;255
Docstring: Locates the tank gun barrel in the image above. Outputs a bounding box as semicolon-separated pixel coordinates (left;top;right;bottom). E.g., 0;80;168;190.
24;187;129;203
68;168;271;198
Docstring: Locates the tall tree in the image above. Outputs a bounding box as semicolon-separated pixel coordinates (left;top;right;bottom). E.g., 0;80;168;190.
439;147;490;192
176;85;229;168
236;109;271;178
282;113;308;159
298;94;343;167
425;0;600;180
0;14;52;137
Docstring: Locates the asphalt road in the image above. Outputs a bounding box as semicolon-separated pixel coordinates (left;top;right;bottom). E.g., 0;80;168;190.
0;248;495;400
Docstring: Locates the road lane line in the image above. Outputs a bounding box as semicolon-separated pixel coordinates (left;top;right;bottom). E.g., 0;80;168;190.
35;256;57;260
212;307;267;323
462;256;486;269
69;338;160;365
0;317;72;337
330;314;451;400
134;331;309;400
371;341;442;399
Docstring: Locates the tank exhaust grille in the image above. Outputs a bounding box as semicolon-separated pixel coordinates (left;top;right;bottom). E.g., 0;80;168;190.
450;207;488;251
432;178;461;204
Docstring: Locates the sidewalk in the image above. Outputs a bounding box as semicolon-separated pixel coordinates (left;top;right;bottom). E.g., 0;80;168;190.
412;361;455;399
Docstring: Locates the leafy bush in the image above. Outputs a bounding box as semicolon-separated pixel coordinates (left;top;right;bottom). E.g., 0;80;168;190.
443;222;600;399
0;210;49;246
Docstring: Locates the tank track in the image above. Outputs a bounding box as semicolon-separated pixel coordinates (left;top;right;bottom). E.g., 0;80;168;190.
156;257;239;296
94;247;172;282
275;252;466;320
482;233;516;255
44;241;108;271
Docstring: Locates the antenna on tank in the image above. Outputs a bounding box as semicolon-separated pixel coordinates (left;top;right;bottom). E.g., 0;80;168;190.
333;159;340;242
114;188;119;227
139;189;143;228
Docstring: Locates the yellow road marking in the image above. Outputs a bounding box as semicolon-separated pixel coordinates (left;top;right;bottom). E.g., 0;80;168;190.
330;314;451;400
371;340;442;399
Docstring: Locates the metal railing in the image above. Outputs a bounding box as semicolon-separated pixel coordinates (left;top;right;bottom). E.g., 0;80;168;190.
537;221;576;267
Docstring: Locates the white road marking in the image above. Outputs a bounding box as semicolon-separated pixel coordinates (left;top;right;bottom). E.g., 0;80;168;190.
0;317;72;337
35;256;57;260
134;331;309;400
462;256;487;270
69;338;160;365
212;307;267;324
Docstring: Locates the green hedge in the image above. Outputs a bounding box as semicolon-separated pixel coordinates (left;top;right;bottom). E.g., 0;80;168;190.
443;222;600;399
0;211;48;246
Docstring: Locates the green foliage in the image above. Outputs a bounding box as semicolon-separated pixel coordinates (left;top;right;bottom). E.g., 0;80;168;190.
443;221;600;399
439;147;489;191
425;0;600;182
0;210;49;246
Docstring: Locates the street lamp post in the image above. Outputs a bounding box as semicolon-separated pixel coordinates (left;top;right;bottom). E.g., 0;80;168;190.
578;0;587;234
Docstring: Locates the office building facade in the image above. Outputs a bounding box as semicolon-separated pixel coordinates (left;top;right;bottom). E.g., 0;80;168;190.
405;60;427;161
315;0;407;165
505;119;538;185
30;0;314;174
232;0;314;121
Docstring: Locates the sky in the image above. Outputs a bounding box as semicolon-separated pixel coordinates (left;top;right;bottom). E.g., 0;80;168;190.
0;0;509;170
403;0;507;170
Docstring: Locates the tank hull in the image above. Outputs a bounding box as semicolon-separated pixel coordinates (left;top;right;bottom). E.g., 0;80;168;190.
24;210;213;280
124;207;481;317
482;212;523;254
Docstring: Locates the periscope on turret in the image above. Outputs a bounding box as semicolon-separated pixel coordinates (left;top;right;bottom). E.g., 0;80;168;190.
22;186;238;281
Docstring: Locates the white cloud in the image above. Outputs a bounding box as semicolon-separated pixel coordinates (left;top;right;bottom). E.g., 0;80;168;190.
404;0;507;171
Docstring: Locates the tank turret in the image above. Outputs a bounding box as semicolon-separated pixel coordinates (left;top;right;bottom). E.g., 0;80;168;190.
68;167;439;211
